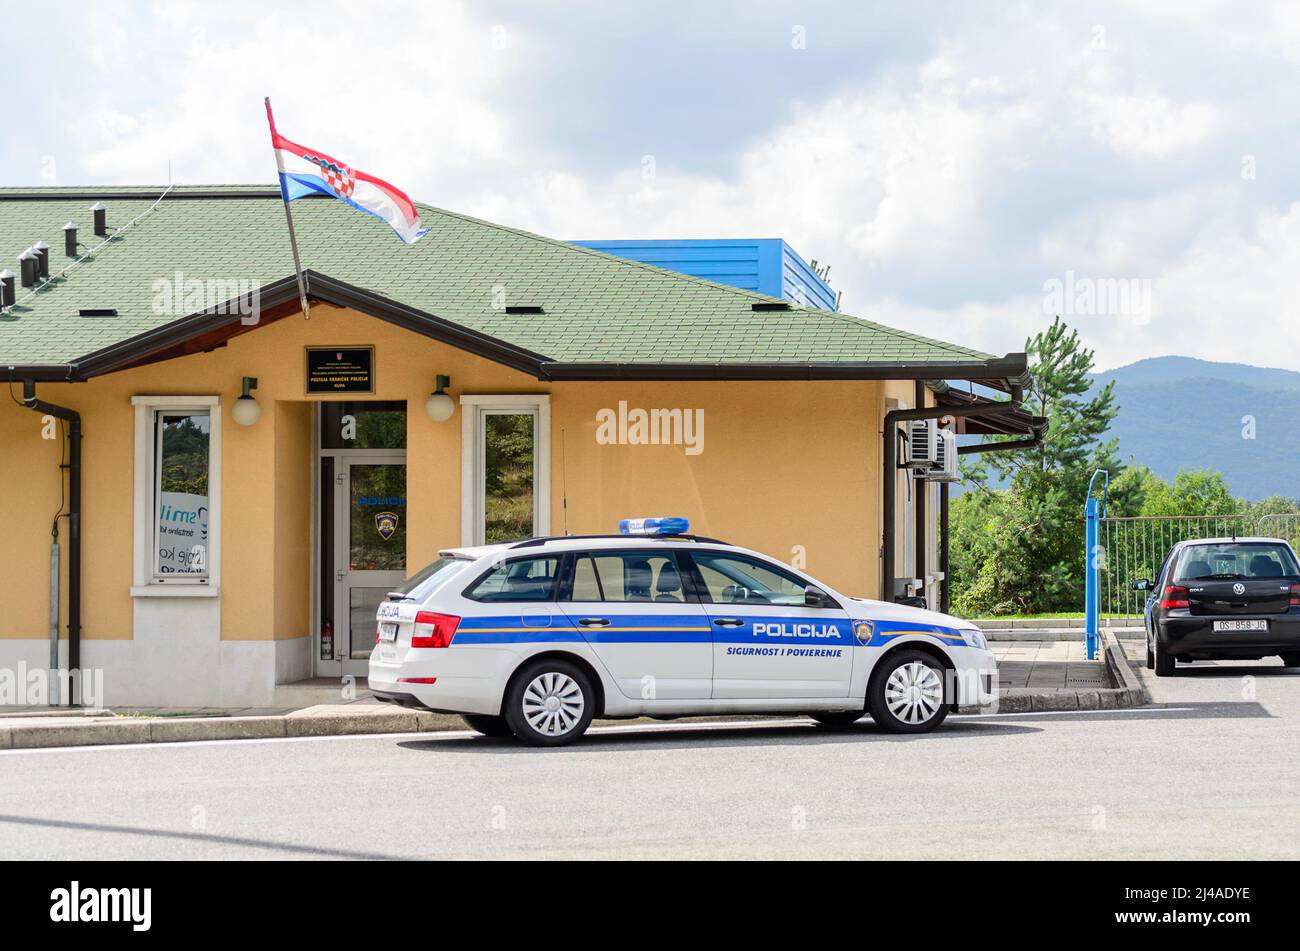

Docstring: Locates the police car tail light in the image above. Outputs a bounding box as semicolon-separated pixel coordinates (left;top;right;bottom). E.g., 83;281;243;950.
1289;583;1300;607
1160;585;1190;610
411;612;459;648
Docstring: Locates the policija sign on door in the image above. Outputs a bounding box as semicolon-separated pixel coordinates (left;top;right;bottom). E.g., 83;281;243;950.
305;346;374;394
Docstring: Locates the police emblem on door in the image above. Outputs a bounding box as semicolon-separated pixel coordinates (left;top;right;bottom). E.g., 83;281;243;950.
853;620;875;644
375;511;399;541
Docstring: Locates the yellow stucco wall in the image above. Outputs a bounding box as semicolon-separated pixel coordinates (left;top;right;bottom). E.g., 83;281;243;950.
1;303;908;647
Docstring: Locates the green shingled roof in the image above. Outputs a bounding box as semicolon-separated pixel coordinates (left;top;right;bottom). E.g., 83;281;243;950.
0;185;1008;376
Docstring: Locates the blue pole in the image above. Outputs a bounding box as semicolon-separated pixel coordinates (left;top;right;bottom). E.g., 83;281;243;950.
1084;469;1109;661
1084;496;1100;660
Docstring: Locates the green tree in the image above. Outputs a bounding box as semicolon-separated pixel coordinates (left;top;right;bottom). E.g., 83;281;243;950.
952;316;1124;615
1139;469;1239;518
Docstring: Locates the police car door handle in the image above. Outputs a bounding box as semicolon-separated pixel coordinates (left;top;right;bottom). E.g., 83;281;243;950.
577;617;611;627
713;618;744;627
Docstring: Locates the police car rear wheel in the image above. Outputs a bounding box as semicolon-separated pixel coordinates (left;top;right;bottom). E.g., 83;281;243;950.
868;651;949;733
504;660;595;746
461;714;514;738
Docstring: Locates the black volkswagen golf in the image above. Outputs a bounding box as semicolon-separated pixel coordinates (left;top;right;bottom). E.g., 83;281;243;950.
1134;537;1300;676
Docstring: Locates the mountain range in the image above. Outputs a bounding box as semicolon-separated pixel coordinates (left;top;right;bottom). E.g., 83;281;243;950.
1088;356;1300;501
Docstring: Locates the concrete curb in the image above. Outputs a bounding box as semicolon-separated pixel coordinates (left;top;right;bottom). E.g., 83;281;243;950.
1102;627;1153;707
974;617;1144;631
985;629;1143;641
966;633;1150;714
0;710;471;750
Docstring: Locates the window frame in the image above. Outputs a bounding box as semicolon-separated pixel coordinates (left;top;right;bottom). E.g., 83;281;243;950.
131;395;221;597
459;395;550;547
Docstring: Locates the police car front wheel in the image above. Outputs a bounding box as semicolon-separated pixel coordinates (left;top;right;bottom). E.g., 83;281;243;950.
867;651;950;733
504;659;597;746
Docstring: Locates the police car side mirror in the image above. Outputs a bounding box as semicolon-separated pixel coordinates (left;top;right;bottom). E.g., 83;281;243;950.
804;585;836;609
1131;578;1152;592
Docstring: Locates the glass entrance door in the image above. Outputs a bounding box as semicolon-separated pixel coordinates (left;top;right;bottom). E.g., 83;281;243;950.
334;454;407;672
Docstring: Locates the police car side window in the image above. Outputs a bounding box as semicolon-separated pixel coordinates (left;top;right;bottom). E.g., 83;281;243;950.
466;556;560;602
691;552;812;607
565;551;685;603
570;555;604;601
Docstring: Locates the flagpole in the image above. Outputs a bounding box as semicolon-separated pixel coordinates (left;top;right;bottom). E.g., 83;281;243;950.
264;97;311;320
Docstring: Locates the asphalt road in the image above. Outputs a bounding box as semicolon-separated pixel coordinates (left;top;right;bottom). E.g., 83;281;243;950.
2;656;1298;859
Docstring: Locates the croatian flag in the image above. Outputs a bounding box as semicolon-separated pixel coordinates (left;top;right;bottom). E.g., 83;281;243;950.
265;102;428;244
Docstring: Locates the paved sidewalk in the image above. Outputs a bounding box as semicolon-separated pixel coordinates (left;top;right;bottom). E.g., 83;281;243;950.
991;639;1110;692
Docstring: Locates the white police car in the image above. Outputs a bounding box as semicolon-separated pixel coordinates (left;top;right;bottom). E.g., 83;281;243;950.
369;518;997;746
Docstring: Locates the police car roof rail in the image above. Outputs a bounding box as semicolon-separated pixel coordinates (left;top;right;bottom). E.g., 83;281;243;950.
509;533;731;549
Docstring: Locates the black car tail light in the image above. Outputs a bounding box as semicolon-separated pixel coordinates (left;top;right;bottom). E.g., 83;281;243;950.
1290;583;1300;607
1161;584;1190;610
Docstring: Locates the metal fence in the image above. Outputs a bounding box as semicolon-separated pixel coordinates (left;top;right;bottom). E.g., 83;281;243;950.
1100;512;1300;620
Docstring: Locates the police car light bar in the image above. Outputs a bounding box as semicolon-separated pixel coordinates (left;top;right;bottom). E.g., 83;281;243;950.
619;517;690;536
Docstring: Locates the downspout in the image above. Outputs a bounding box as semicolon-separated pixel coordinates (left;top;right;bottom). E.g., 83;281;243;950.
939;483;950;614
22;381;81;706
881;401;1022;603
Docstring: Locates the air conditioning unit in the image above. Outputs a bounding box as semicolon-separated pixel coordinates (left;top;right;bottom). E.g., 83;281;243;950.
928;429;959;483
906;419;938;471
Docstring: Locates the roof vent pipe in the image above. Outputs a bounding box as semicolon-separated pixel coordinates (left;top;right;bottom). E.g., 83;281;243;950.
18;249;37;288
0;269;15;308
90;201;107;236
32;241;49;279
63;221;78;257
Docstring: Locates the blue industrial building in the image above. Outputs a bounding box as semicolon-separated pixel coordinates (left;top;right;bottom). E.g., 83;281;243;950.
570;238;839;311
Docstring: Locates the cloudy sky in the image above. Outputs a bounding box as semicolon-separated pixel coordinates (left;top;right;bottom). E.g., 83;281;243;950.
7;0;1300;371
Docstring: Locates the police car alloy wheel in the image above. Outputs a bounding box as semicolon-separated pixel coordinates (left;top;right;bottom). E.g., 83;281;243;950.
867;650;950;733
461;714;515;738
504;659;596;746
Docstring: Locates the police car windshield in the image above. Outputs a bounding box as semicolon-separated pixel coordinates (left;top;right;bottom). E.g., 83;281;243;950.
391;557;470;601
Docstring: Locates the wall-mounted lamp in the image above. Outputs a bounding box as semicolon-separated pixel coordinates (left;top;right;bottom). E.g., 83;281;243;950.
425;374;454;422
232;376;261;426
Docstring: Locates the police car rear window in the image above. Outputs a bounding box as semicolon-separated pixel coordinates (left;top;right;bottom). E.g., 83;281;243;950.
392;557;469;601
466;556;560;602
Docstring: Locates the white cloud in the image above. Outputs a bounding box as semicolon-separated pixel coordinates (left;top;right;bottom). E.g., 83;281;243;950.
1079;91;1219;159
65;1;524;191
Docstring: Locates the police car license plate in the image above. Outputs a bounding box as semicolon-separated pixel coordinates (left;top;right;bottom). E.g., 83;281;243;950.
1213;619;1267;632
379;622;399;642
